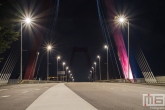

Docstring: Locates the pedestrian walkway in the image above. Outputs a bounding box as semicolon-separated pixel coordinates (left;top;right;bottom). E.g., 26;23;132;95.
26;83;97;110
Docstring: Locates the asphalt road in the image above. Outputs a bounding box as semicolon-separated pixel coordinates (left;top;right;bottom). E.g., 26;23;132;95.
0;83;165;110
65;83;165;110
0;83;56;110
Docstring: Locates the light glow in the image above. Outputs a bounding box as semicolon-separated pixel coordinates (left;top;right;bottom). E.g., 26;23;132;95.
119;17;125;23
57;56;60;59
104;45;108;48
47;45;52;50
25;18;31;24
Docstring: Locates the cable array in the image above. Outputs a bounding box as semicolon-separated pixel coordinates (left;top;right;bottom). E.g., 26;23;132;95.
96;0;121;78
0;46;19;80
96;0;157;83
133;44;157;83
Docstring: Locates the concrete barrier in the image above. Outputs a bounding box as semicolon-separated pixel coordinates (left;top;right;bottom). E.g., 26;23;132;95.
155;76;165;83
0;80;8;85
0;79;20;86
21;80;62;84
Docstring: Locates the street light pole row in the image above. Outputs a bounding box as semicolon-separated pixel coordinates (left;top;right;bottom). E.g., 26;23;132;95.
91;45;108;81
20;18;72;82
90;16;130;81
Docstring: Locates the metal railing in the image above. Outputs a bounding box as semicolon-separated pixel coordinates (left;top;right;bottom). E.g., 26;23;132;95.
0;79;20;85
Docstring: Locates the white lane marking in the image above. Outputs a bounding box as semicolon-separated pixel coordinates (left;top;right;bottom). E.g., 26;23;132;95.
24;97;29;99
108;83;165;91
22;91;29;94
35;89;40;90
1;95;10;97
0;89;8;91
26;83;97;110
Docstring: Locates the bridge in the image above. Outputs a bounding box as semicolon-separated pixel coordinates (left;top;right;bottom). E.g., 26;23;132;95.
0;0;165;110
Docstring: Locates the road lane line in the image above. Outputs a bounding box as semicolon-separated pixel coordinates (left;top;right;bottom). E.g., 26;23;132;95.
0;89;8;91
22;91;29;94
1;95;10;97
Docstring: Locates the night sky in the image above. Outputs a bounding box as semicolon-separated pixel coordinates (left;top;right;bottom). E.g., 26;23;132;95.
0;0;165;81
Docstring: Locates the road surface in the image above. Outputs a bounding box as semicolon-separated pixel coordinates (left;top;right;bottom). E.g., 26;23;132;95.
66;82;165;110
0;82;164;110
0;83;56;110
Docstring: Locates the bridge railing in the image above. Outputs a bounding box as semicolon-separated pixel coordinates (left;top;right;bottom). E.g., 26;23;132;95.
0;79;20;85
155;76;165;83
20;80;62;84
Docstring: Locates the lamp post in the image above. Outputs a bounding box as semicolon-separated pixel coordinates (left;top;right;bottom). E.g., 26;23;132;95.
94;62;96;81
62;62;65;81
117;16;130;79
90;70;92;81
104;45;109;80
70;73;72;82
20;18;31;81
57;56;60;81
47;45;52;81
68;70;71;82
91;67;94;81
66;67;68;82
97;55;101;80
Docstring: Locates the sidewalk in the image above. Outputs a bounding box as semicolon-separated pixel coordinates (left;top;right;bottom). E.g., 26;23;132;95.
26;83;97;110
132;83;165;86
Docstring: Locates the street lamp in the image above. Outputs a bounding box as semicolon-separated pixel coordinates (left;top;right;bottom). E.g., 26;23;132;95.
104;45;109;80
97;55;101;81
47;45;52;81
62;62;65;70
68;70;71;81
20;18;32;81
62;62;65;81
57;56;60;81
66;67;69;82
94;62;96;81
117;16;130;79
91;67;94;81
